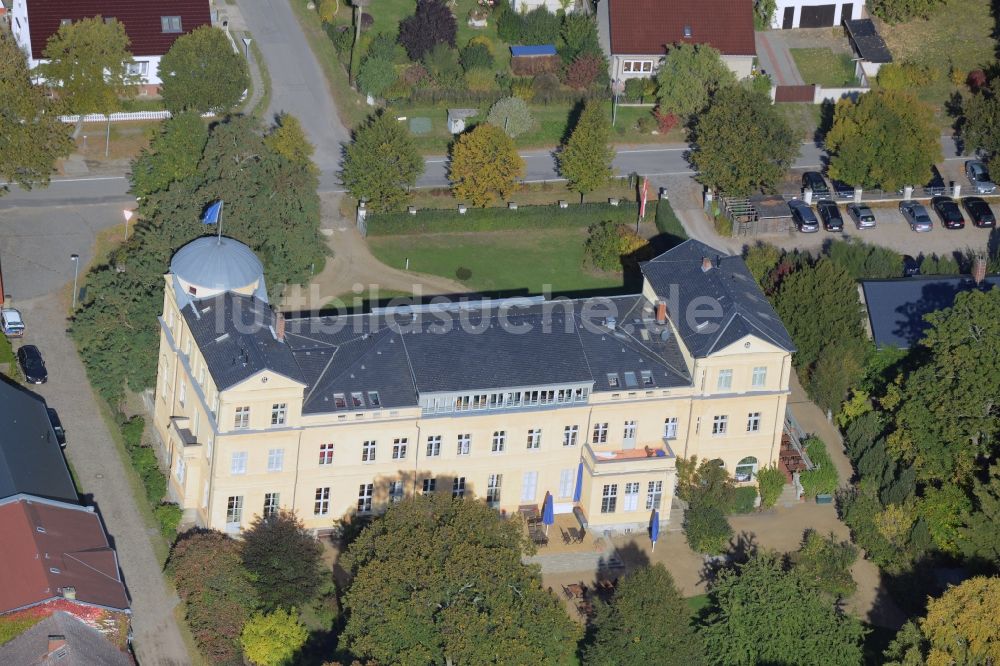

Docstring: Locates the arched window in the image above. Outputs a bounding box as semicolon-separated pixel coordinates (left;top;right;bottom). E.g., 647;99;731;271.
735;456;758;482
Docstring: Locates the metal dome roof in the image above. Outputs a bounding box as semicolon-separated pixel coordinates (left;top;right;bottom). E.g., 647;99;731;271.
169;236;263;292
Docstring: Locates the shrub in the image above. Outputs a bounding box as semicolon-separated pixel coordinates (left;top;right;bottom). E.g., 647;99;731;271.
154;502;183;536
684;505;733;554
398;0;457;61
564;53;604;90
460;42;494;71
366;201;639;235
357;57;397;97
456;266;473;280
326;23;353;56
756;464;786;509
497;3;560;43
653;107;678;133
967;69;987;92
318;0;339;23
531;72;561;103
800;437;839;498
359;12;374;31
402;63;430;87
121;415;145;450
423;43;463;89
511;77;535;101
367;32;403;62
876;62;932;90
635;115;654;133
790;531;858;598
676;456;736;512
584;220;651;272
464;68;497;91
242;510;326;612
624;77;645;102
731;486;758;514
486;96;534;137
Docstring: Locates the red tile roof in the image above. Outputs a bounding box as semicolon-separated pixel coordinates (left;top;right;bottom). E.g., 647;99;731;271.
25;0;211;59
608;0;756;57
0;497;130;614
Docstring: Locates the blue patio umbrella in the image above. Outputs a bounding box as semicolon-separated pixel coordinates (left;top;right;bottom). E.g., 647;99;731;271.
542;492;555;535
572;461;584;502
650;509;660;552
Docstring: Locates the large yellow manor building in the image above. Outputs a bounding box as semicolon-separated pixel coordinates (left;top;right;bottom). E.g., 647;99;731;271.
152;236;794;535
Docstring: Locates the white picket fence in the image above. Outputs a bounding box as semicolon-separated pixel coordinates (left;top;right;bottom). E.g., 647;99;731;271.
58;109;227;124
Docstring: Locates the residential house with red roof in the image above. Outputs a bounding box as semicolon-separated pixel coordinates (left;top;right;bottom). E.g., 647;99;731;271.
9;0;212;94
0;494;130;631
598;0;757;81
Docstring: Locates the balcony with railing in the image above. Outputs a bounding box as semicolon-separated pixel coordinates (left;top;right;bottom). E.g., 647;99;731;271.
583;440;676;476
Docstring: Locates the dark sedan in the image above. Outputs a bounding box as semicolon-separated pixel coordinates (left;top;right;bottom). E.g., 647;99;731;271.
931;196;965;229
816;200;843;231
963;197;996;228
16;345;48;384
802;171;830;198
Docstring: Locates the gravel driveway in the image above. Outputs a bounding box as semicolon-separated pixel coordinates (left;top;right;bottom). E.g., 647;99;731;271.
13;293;191;666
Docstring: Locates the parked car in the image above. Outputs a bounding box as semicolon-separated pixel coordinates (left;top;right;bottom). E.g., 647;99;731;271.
789;200;819;232
816;200;843;231
16;345;47;384
802;171;830;198
47;407;66;447
899;201;933;232
962;197;996;228
846;203;876;229
830;179;855;199
931;196;965;229
1;308;25;337
965;160;996;194
902;255;921;277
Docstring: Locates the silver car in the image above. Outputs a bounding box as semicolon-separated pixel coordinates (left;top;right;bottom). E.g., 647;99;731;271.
847;203;876;229
965;160;996;194
899;201;932;232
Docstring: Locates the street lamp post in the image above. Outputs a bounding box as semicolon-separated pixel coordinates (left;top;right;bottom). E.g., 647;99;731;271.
70;254;80;309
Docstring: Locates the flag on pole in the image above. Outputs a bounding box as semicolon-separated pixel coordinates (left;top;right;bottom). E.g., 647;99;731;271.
201;200;223;225
639;177;650;219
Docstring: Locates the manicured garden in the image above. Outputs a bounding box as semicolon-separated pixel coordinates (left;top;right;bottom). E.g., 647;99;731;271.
789;48;857;87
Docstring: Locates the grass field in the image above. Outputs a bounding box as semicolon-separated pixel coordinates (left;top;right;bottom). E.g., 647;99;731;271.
790;48;857;87
368;228;624;295
877;0;996;119
409;179;638;207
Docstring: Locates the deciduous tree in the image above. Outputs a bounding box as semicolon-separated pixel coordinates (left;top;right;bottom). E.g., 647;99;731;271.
700;554;865;665
241;510;326;612
583;220;649;271
341;111;423;212
961;86;1000;162
264;113;316;171
397;0;457;61
486;96;535;138
0;31;73;193
655;43;736;119
357;56;396;98
919;577;1000;665
690;86;797;195
168;530;258;664
956;465;1000;563
40;16;137;114
449;123;525;206
241;609;309;666
341;493;581;665
825;90;941;191
159;26;249;113
559;101;613;200
789;531;858;599
130;112;209;200
584;564;704;665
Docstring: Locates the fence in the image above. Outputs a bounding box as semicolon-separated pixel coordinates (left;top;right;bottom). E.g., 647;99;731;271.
58;109;223;124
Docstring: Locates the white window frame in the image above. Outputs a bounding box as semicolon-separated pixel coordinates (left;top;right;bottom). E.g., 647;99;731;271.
389;480;404;502
487;474;502;506
752;366;767;387
592;422;608;444
622;59;653;73
422;478;437;494
601;484;618;513
646;480;663;510
452;477;466;498
563;425;579;447
457;433;471;456
357;483;373;513
234;405;250;429
735;457;759;482
426;435;441;457
526;428;541;450
623;482;640;511
230;451;247;475
362;440;376;462
319;443;334;465
712;415;728;436
161;15;182;33
226;495;243;525
271;403;287;426
263;492;279;517
623;420;637;443
521;471;538;502
747;412;761;433
392;438;408;460
175;455;186;483
664;417;678;439
178;380;186;406
491;431;506;453
717;369;733;391
559;468;575;498
266;448;284;472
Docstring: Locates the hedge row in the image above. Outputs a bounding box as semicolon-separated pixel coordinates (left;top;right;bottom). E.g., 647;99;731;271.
366;201;640;236
121;415;183;536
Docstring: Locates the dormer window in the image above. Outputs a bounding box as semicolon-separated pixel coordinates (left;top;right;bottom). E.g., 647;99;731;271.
368;391;381;407
683;25;692;38
641;370;653;386
60;19;72;26
333;393;346;409
607;373;620;388
351;392;364;407
161;16;182;33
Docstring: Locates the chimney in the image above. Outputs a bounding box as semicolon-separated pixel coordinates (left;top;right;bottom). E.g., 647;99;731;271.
701;257;712;272
47;635;67;655
61;586;76;600
656;301;667;324
973;254;987;285
275;311;285;342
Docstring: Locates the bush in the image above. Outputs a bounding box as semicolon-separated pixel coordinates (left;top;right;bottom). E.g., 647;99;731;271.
455;266;473;280
121;415;145;450
497;3;560;43
460;42;494;71
624;77;645;102
676;456;736;512
584;220;651;272
531;72;561;103
684;505;733;554
876;62;932;91
731;486;758;514
357;56;397;97
359;12;374;31
318;0;339;23
635;115;655;133
564;53;605;90
756;464;786;509
486;96;534;137
511;77;535;101
325;23;353;56
800;437;839;498
155;502;183;536
367;32;403;62
654;107;678;133
366;201;639;235
398;0;457;61
464;68;497;91
423;43;463;89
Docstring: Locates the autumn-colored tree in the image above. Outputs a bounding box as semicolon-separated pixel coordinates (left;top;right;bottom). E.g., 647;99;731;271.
449;124;525;206
265;113;316;171
39;16;138;114
583;221;650;271
241;609;309;666
0;30;73;193
559;101;614;201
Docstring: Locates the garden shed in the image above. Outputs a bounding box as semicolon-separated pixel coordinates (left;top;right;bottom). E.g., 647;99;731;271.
510;44;560;75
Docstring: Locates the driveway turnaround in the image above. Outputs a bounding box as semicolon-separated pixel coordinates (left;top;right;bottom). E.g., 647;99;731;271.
16;293;191;666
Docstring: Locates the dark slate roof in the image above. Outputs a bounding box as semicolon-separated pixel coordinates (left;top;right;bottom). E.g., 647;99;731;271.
641;239;795;357
182;293;305;391
845;19;893;64
861;276;1000;348
25;0;211;59
0;611;133;665
282;295;692;415
608;0;755;57
0;379;78;504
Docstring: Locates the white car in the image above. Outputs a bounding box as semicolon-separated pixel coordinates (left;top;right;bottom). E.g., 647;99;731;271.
1;308;25;337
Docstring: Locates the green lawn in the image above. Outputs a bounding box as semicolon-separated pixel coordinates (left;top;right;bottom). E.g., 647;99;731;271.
686;594;710;615
877;0;997;121
789;48;857;87
368;228;624;295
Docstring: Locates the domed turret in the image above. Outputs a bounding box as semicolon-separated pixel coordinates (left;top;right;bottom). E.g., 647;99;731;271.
169;236;265;299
